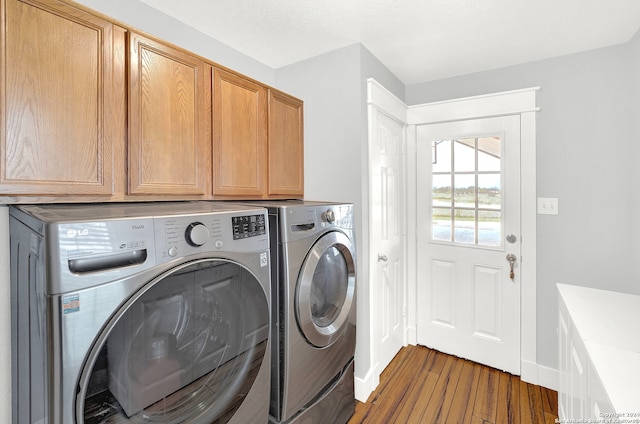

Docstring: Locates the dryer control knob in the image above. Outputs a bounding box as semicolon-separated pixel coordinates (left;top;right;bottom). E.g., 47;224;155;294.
185;222;209;247
324;209;335;223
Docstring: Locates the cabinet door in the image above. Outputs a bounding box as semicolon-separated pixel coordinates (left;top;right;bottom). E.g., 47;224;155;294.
558;303;570;421
128;32;211;195
587;358;615;417
268;90;303;198
570;327;588;419
1;0;120;195
212;68;267;198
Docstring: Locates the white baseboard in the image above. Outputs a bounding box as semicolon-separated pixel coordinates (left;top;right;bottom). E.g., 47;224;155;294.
537;364;559;392
354;362;380;402
521;359;559;391
405;326;417;345
520;359;539;385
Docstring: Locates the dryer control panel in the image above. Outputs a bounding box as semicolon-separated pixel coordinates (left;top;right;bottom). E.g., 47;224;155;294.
280;203;354;244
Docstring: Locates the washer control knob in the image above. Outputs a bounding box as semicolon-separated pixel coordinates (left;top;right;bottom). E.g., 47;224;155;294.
324;209;335;223
185;222;209;247
168;246;178;257
214;240;223;249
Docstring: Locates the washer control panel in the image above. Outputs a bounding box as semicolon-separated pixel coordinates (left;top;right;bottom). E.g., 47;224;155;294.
232;214;267;240
15;202;269;294
185;222;209;246
155;210;268;262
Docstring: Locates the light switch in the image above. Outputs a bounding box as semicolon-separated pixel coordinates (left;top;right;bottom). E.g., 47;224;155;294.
537;197;559;215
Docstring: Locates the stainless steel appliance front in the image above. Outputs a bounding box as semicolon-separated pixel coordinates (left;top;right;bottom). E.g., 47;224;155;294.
10;202;271;424
244;201;356;424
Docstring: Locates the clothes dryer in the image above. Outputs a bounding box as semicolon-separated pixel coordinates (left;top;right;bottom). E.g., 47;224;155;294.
10;202;271;424
249;201;356;424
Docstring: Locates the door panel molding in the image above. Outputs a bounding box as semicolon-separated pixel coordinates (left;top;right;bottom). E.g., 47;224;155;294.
430;258;456;329
472;264;502;341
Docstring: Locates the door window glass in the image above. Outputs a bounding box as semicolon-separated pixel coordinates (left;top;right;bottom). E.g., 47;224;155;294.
431;136;502;247
81;260;268;423
310;246;349;328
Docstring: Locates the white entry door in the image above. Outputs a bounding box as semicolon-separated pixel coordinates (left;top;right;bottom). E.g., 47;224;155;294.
370;106;405;375
416;115;521;374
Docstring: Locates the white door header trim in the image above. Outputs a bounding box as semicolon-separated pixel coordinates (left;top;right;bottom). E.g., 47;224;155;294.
367;78;407;124
407;87;540;124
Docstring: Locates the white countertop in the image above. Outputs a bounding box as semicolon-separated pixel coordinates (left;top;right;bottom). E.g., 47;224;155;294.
557;284;640;413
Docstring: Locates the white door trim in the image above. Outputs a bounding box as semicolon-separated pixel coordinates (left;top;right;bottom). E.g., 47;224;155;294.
358;81;540;403
407;87;540;123
407;87;539;384
368;78;407;123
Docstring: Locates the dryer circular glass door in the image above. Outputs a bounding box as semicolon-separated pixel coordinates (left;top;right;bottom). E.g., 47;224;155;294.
77;259;269;424
296;231;356;348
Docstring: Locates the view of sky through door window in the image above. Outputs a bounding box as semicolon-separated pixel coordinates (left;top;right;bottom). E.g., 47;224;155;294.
431;136;502;247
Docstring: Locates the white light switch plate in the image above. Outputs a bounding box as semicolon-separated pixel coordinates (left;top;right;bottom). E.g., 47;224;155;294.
538;197;559;215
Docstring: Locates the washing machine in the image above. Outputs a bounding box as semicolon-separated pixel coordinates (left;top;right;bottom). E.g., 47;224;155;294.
248;201;356;424
10;202;272;424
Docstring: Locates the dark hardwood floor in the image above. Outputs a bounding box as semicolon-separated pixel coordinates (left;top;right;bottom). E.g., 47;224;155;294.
349;345;558;424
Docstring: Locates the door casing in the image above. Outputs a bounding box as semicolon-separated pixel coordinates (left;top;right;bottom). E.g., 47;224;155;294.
406;87;539;383
359;81;539;403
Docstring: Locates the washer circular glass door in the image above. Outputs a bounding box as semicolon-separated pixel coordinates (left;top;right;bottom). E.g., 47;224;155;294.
296;231;356;348
78;259;269;424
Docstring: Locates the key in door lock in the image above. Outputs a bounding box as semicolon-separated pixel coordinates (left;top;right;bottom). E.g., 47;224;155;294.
506;253;517;280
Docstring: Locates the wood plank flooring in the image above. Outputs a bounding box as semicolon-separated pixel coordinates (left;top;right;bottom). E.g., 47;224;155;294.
349;345;557;424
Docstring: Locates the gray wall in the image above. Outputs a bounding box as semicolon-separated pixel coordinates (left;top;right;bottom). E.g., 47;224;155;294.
73;0;275;84
274;44;404;380
631;30;640;272
407;31;640;370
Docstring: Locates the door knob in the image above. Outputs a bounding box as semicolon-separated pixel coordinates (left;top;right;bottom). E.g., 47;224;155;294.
378;254;388;262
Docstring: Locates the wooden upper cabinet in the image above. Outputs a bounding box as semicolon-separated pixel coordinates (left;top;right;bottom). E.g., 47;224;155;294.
212;68;267;198
1;0;122;195
0;0;302;201
128;32;211;196
268;89;303;198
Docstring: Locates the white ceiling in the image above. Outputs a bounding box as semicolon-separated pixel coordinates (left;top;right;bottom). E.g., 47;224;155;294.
139;0;640;84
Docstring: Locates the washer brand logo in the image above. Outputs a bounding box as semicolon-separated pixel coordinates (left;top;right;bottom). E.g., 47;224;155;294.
131;224;145;230
66;228;89;238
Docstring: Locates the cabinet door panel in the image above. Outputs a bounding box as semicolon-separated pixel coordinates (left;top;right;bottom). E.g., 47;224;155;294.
268;90;303;197
1;0;117;195
128;32;210;195
212;69;267;197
